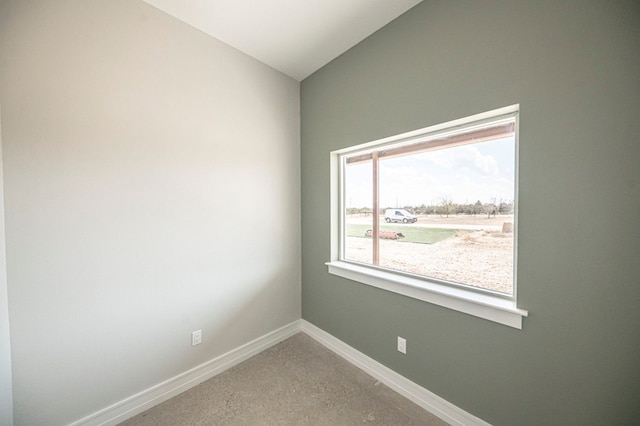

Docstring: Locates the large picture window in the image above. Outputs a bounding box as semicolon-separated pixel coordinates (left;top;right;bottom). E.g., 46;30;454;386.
328;106;528;328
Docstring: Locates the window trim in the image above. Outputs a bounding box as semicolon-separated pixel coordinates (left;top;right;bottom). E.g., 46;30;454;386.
327;105;528;329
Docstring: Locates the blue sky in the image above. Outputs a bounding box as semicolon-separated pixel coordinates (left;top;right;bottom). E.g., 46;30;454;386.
345;137;515;208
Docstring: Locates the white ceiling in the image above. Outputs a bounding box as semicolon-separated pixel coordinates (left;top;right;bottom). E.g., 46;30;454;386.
141;0;422;81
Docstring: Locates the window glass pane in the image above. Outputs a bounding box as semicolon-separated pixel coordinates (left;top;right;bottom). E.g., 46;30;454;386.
378;136;515;294
343;160;373;264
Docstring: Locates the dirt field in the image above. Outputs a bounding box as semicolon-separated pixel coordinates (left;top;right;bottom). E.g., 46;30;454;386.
344;214;514;294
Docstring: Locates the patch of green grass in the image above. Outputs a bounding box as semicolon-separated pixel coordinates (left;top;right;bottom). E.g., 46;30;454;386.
345;224;460;244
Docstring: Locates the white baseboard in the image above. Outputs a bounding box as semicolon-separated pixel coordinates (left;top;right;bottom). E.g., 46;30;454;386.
301;320;490;426
71;319;488;426
70;321;302;426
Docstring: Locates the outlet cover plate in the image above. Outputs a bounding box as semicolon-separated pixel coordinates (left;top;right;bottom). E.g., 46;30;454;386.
192;330;202;346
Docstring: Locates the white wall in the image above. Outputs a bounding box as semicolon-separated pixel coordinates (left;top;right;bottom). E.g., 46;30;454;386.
0;1;300;424
0;106;14;426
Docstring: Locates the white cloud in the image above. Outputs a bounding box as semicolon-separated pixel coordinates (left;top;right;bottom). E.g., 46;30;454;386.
421;145;499;176
345;138;514;208
379;165;441;207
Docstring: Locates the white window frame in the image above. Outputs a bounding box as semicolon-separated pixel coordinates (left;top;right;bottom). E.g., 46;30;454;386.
327;105;528;329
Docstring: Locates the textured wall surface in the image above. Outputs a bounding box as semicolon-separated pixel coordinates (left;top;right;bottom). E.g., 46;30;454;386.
0;107;13;426
301;1;640;424
0;1;300;424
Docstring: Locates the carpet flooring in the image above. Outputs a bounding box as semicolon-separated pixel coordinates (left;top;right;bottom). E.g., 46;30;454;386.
119;333;448;425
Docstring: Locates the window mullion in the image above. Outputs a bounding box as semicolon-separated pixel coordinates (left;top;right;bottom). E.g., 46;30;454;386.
372;151;380;265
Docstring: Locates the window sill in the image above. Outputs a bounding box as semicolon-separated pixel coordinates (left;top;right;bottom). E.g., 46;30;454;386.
326;261;528;329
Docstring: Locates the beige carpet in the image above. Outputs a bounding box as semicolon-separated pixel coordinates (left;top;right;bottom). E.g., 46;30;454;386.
120;333;448;425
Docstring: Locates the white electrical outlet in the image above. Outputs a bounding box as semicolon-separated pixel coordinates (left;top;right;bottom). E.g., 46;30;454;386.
192;329;202;346
397;336;407;354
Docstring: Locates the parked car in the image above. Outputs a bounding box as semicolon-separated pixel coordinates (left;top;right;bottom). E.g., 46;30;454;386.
384;208;418;223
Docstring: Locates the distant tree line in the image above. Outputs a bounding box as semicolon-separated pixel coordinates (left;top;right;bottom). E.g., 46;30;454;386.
346;199;513;219
346;207;373;216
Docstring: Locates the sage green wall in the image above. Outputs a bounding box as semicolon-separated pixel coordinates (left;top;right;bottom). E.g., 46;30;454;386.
301;1;640;425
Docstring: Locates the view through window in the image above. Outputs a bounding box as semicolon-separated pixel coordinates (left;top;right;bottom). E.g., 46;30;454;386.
341;116;517;295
